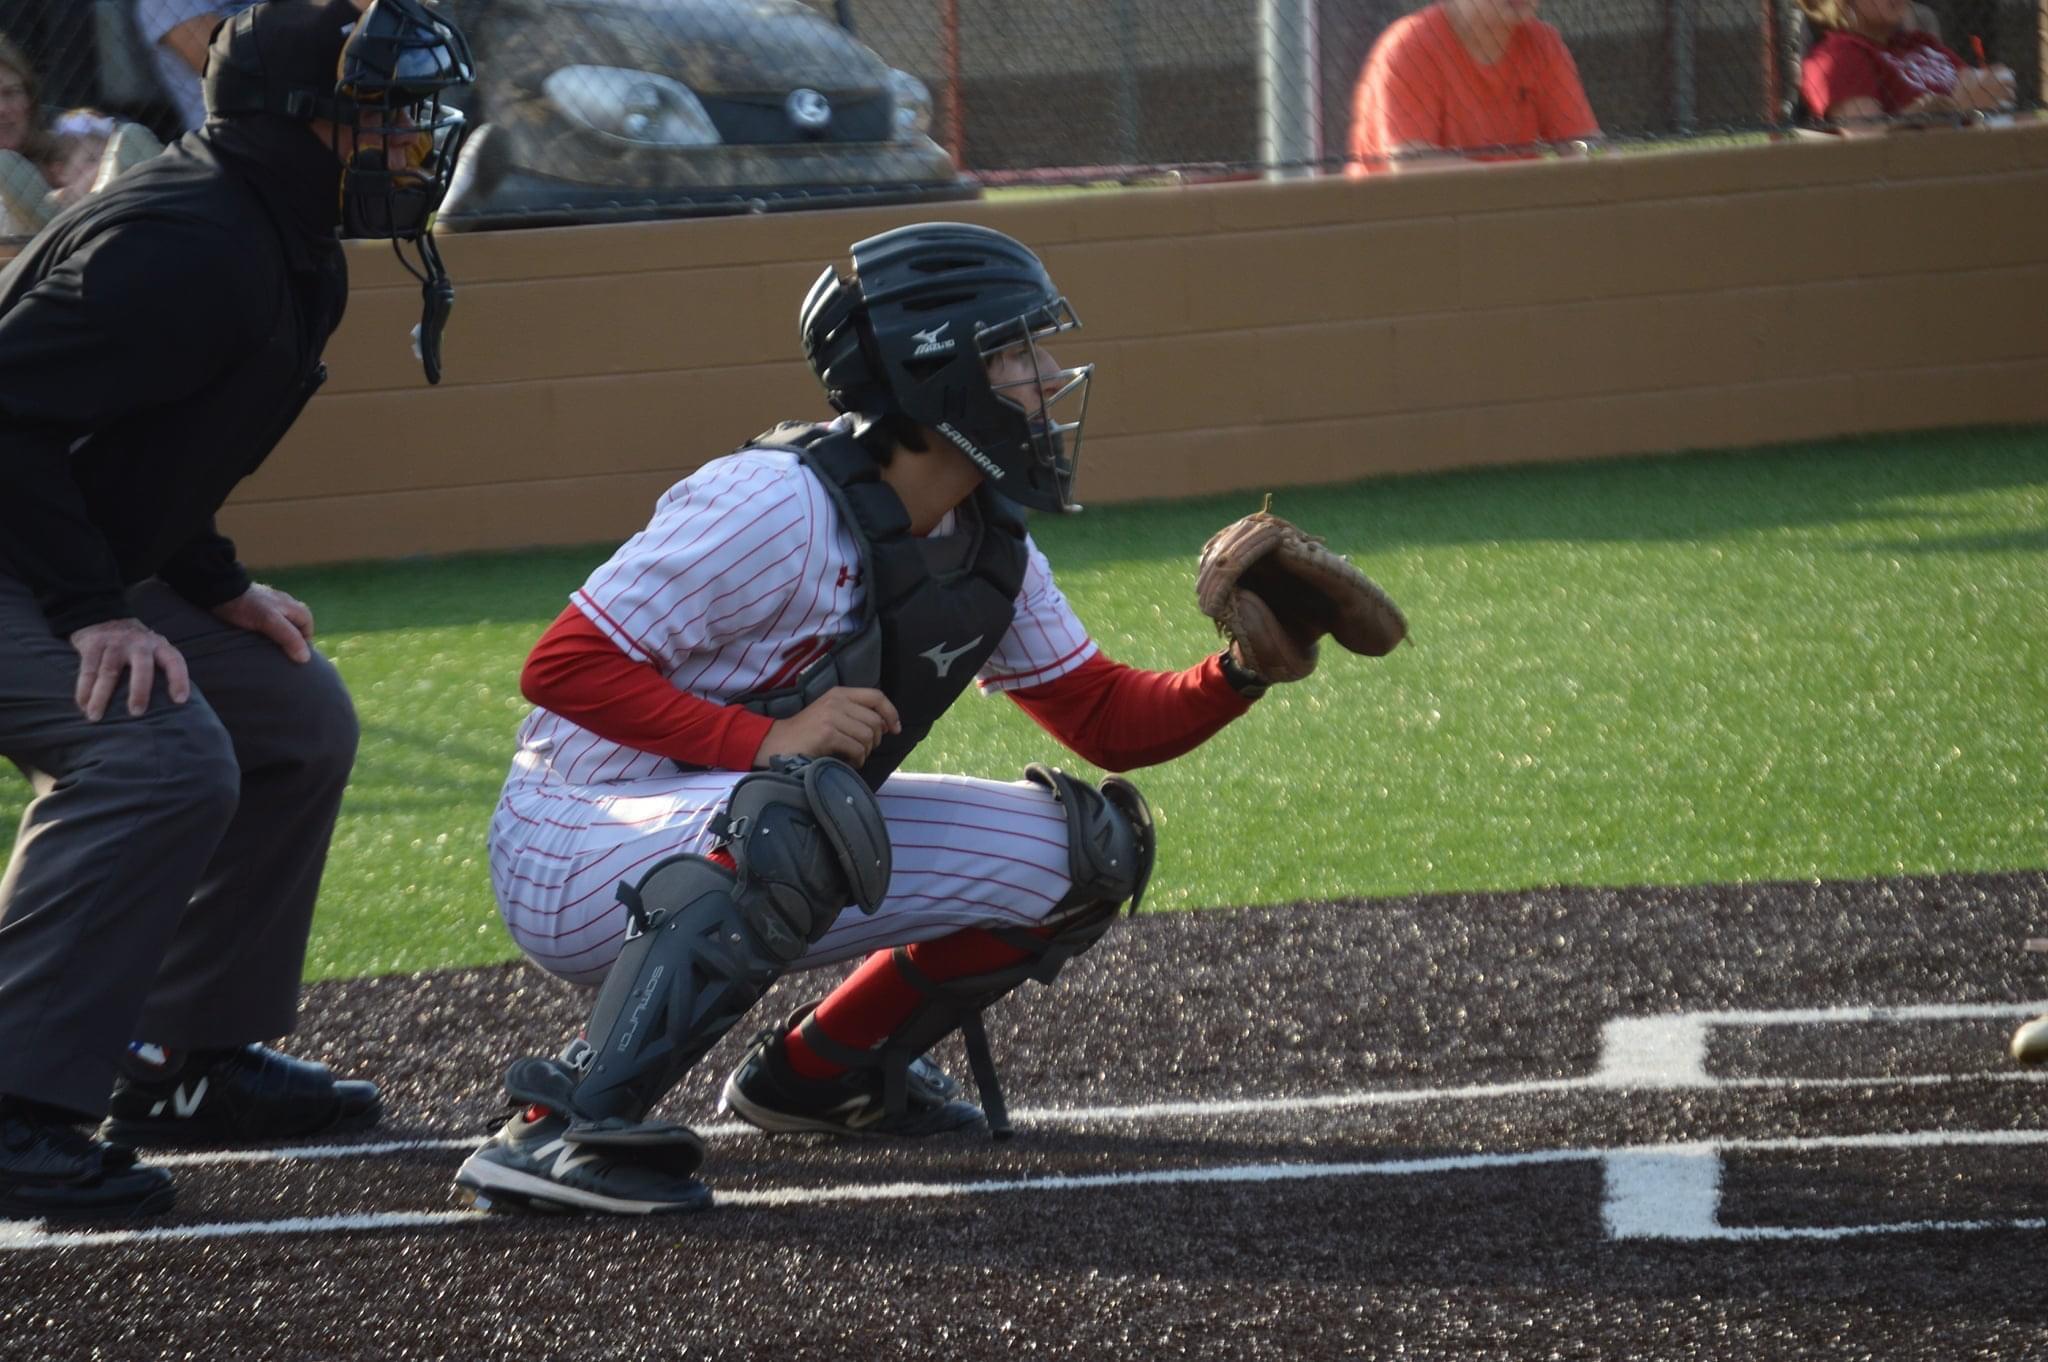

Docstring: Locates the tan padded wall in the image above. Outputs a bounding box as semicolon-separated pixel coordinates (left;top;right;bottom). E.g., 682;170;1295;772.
57;126;2048;564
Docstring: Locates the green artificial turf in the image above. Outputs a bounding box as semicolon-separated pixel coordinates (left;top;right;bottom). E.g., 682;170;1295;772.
3;426;2042;980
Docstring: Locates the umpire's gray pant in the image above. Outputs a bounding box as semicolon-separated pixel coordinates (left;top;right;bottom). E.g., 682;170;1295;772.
0;574;358;1117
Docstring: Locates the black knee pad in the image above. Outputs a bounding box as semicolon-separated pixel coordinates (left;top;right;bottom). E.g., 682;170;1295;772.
524;757;891;1127
719;755;893;959
1024;763;1156;918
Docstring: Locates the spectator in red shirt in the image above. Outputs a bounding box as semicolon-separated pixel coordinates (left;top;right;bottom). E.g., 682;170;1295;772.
1797;0;2015;132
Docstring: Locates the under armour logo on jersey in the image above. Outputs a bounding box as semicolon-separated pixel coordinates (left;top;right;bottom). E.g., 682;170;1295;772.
920;636;983;678
836;565;863;588
911;323;954;357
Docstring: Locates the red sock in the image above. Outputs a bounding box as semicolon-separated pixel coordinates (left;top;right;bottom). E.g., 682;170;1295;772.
783;928;1043;1080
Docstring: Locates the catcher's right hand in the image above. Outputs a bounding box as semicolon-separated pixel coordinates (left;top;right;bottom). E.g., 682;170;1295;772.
1196;500;1406;684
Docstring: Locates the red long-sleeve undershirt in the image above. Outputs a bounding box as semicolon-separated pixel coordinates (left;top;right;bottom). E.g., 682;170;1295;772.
518;604;1252;774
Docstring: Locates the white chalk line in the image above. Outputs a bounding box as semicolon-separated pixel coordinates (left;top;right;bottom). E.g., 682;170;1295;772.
144;1064;2048;1171
10;1128;2046;1252
1599;1001;2048;1087
13;1000;2042;1251
0;1210;478;1252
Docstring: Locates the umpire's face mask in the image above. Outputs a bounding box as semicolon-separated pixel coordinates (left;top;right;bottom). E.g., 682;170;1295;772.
332;0;475;383
336;100;466;241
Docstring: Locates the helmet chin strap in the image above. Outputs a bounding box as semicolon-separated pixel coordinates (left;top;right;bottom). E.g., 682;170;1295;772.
337;144;458;385
403;230;455;386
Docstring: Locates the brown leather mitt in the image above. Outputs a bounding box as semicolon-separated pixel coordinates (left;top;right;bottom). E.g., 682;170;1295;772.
1196;501;1407;684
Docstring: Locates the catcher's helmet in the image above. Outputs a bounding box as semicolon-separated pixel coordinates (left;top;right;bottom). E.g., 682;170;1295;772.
204;0;473;242
800;222;1093;514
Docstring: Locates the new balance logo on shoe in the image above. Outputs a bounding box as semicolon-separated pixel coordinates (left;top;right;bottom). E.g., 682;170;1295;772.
534;1135;601;1179
146;1078;208;1120
826;1096;886;1130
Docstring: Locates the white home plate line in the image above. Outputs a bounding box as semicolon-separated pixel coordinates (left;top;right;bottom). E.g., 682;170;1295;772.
1597;1001;2048;1087
1601;1128;2048;1241
8;1128;2045;1252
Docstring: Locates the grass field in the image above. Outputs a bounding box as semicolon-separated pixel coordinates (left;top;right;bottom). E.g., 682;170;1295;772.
3;425;2042;981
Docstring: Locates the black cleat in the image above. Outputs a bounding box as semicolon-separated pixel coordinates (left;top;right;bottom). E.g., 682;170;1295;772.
98;1044;381;1148
720;1028;985;1138
1;1105;175;1221
454;1110;712;1216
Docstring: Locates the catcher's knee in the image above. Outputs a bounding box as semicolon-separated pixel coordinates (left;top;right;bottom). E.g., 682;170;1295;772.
1025;763;1155;920
718;756;893;957
526;757;892;1125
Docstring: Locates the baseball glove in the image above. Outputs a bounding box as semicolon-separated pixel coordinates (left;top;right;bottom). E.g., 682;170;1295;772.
1196;499;1406;684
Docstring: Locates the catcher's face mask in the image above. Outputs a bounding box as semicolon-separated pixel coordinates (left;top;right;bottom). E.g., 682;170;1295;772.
978;301;1093;513
334;0;474;382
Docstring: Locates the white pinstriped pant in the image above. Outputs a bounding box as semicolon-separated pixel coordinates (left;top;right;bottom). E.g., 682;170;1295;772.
488;766;1077;989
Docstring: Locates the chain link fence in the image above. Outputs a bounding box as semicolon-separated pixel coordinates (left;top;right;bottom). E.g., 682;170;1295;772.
1;0;2041;235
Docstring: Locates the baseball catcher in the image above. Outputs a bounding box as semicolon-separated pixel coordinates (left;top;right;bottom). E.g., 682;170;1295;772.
454;223;1409;1217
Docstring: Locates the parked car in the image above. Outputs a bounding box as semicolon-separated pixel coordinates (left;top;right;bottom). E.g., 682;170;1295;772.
434;0;974;230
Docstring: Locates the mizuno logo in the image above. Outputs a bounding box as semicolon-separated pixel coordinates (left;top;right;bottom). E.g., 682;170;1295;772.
920;636;983;678
911;323;954;357
147;1077;208;1120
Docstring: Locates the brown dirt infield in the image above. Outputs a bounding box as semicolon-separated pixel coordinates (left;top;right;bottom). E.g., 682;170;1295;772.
4;870;2046;1360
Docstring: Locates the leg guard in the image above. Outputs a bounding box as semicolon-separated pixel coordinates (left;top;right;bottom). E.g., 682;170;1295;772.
795;764;1154;1139
508;757;890;1140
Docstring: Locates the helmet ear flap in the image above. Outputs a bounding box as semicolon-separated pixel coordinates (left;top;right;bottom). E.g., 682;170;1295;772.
801;265;888;417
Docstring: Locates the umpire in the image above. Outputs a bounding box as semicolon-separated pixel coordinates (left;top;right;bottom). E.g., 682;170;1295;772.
0;0;472;1220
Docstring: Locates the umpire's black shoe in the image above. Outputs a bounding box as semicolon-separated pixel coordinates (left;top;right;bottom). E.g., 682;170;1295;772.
720;1028;985;1138
454;1110;712;1217
0;1102;175;1221
98;1044;382;1148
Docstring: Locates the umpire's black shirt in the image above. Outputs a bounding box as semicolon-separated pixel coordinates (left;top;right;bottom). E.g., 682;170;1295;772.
0;115;349;636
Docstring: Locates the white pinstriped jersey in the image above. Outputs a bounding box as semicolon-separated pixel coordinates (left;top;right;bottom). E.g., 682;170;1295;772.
506;441;1096;793
488;435;1100;985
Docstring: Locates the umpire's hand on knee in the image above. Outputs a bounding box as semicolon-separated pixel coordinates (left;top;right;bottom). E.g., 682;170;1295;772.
755;687;901;768
68;618;191;721
210;583;315;664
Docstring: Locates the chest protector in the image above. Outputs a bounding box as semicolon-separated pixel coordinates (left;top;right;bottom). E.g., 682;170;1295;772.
731;424;1029;787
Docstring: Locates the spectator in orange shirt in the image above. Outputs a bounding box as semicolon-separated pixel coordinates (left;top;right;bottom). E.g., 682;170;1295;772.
1347;0;1600;175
